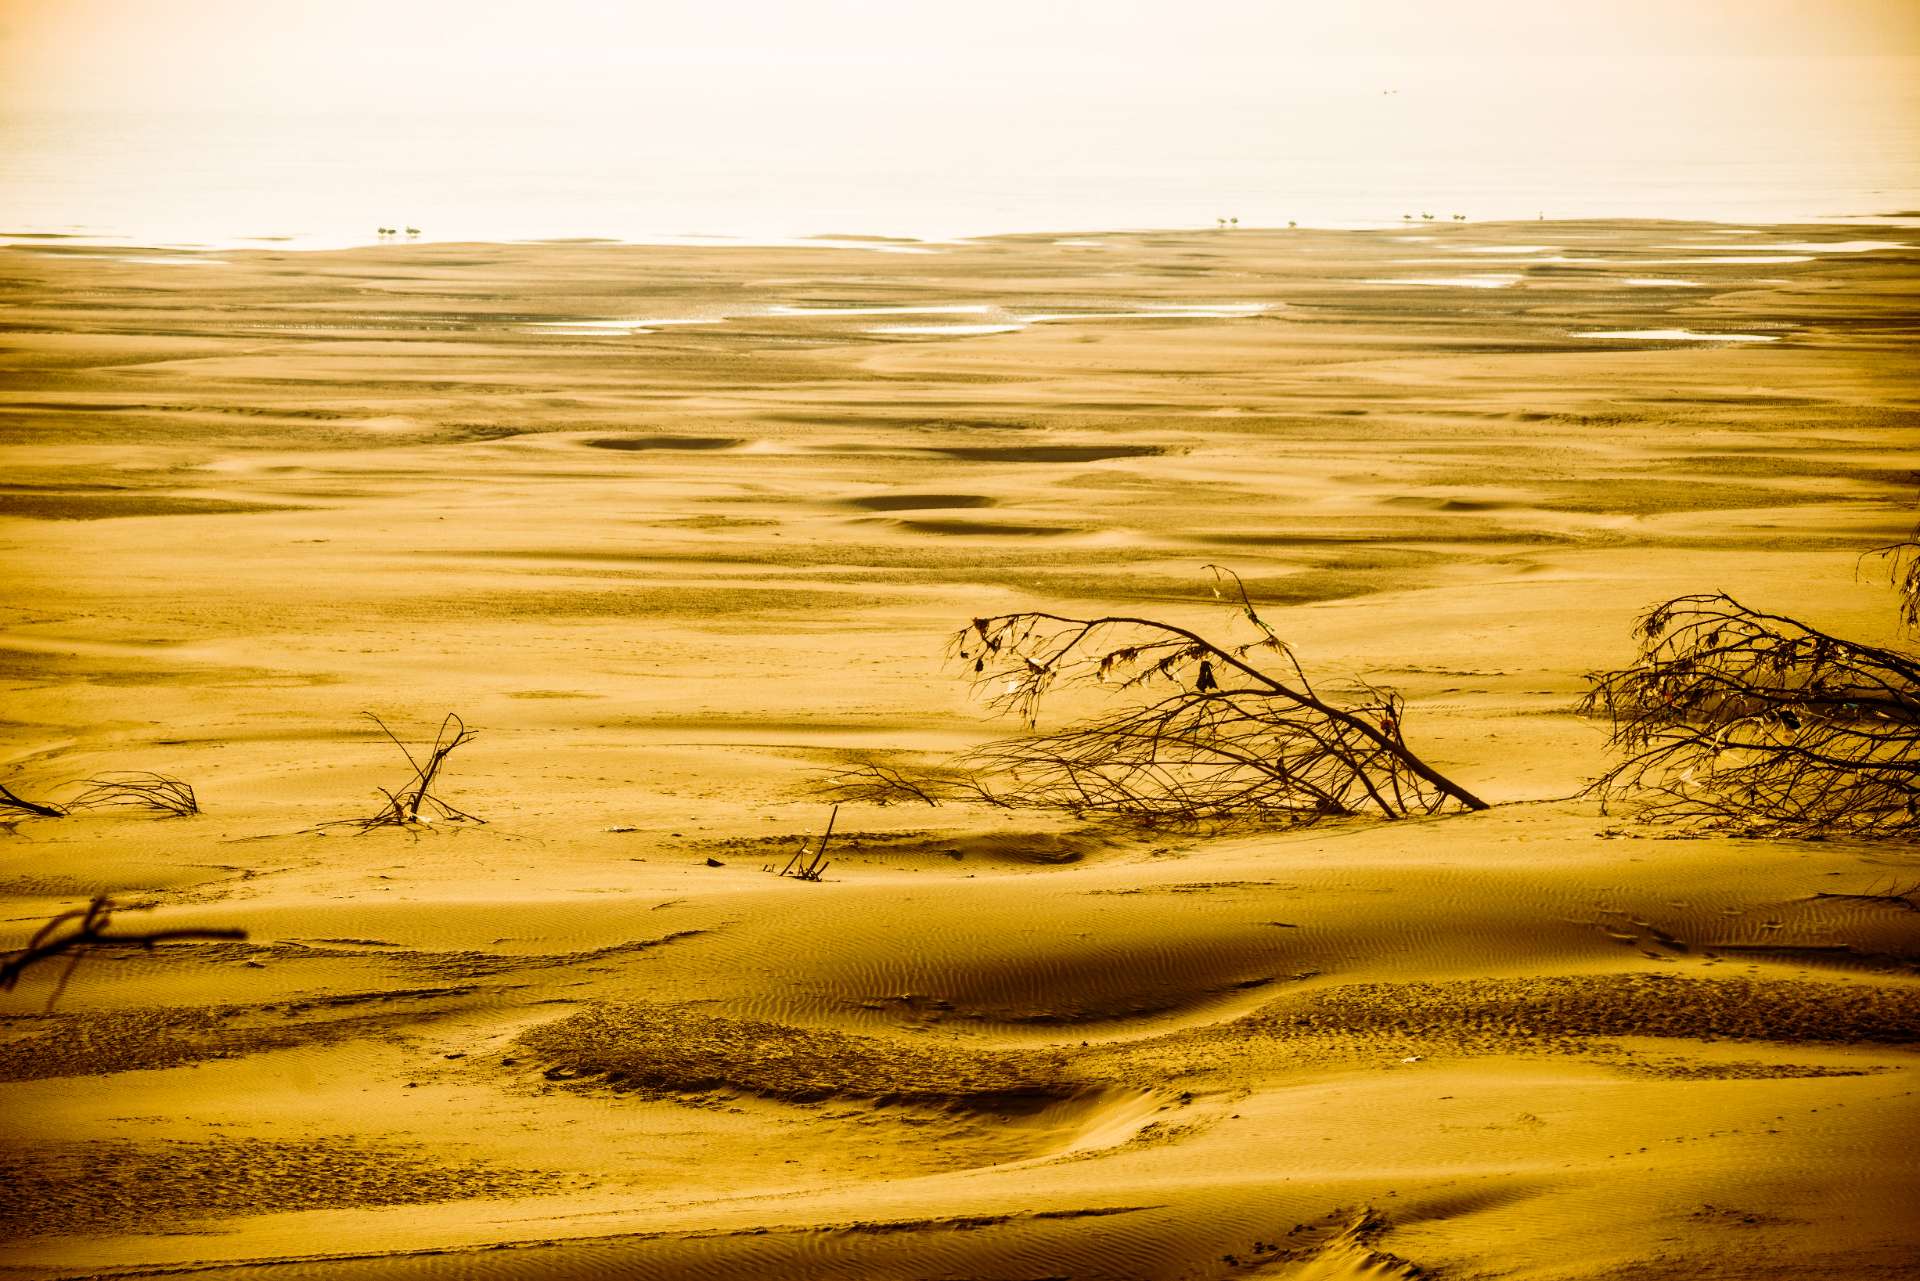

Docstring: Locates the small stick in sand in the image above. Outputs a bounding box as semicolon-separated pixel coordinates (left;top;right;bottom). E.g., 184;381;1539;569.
328;712;486;832
778;806;837;881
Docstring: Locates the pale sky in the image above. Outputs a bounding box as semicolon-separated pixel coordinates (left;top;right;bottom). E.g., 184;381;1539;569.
4;0;1918;114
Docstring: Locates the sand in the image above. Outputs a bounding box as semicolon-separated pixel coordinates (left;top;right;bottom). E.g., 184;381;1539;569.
1;221;1917;1279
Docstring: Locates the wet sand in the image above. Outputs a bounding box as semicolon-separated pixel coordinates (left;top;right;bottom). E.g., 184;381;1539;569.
1;221;1917;1279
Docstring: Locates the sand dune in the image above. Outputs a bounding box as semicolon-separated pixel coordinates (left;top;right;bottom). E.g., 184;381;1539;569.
1;221;1917;1279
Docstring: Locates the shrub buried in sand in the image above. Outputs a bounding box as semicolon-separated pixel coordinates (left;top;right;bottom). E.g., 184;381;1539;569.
66;771;199;817
828;567;1486;824
1582;592;1920;836
1862;525;1920;633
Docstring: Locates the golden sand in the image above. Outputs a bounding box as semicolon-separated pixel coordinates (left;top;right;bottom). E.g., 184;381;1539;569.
1;223;1917;1278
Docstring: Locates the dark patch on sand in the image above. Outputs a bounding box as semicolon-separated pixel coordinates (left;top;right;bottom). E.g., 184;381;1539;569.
586;435;741;452
698;826;1112;867
0;488;301;520
0;1138;567;1238
929;444;1164;463
519;1003;1080;1107
0;988;477;1082
844;493;997;512
1238;974;1920;1046
897;519;1077;537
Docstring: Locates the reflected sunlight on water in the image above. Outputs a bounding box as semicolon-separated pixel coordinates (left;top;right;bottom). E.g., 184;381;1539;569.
2;51;1916;246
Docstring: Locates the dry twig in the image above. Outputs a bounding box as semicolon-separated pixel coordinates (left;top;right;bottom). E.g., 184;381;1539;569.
328;712;485;832
1;896;245;1010
776;807;837;881
1862;533;1920;633
1581;593;1920;836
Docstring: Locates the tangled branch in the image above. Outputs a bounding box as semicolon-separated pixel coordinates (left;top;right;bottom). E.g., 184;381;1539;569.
1;896;245;1010
67;772;199;816
816;758;993;808
922;567;1485;824
327;713;485;832
1862;535;1920;633
1581;593;1920;836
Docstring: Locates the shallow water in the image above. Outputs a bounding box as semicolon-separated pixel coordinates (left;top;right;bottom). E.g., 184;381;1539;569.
526;317;724;333
767;304;992;317
6;52;1918;248
1570;328;1780;342
1656;240;1909;253
867;323;1026;336
1627;255;1819;265
1366;274;1523;288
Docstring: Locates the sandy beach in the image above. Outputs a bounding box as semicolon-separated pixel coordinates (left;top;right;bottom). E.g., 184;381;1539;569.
2;220;1918;1279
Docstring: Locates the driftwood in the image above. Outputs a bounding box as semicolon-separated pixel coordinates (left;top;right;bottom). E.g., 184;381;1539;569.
832;568;1485;825
0;783;66;820
1582;593;1920;836
1;896;245;1010
330;713;485;831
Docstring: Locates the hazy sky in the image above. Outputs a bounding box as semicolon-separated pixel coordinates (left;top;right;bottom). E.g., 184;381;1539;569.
4;0;1918;114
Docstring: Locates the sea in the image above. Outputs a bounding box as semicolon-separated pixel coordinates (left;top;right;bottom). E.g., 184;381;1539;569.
4;54;1919;249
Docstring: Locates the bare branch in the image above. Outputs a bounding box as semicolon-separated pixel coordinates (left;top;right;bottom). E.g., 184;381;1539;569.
922;575;1487;824
324;713;486;832
1861;536;1920;633
1581;592;1920;837
67;772;199;817
776;807;837;881
0;783;66;820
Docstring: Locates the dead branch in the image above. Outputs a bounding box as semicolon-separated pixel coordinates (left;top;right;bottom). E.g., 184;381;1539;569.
776;807;837;881
1;896;245;1010
67;772;199;817
1862;536;1920;633
1581;592;1920;837
924;566;1486;824
0;783;66;820
327;712;485;832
